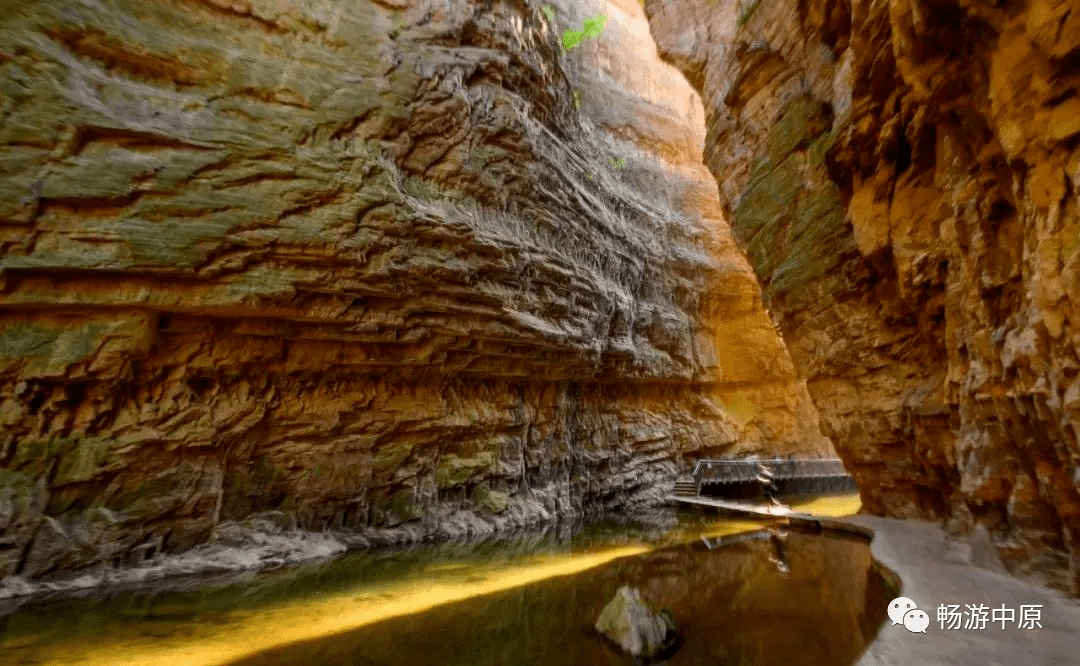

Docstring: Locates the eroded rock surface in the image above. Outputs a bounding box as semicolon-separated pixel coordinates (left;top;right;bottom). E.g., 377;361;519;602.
646;0;1080;593
0;0;828;579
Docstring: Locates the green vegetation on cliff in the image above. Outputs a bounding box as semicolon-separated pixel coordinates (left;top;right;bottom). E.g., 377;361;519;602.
732;95;849;306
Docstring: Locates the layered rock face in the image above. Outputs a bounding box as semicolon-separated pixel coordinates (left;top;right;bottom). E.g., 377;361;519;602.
0;0;828;579
646;0;1080;592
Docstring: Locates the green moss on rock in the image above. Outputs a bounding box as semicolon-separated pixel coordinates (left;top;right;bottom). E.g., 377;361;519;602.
11;436;76;478
732;95;851;304
0;322;104;376
436;452;495;488
0;317;146;377
471;484;508;513
384;487;422;525
0;470;46;577
0;469;43;524
374;441;414;472
734;153;802;278
54;437;113;485
770;179;847;298
767;96;832;157
206;265;320;305
106;462;205;520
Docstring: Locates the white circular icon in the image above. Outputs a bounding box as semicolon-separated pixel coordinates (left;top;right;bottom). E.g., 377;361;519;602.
903;608;929;633
888;597;917;625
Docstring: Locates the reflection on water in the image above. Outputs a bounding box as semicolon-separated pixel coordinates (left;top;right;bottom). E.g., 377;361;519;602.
0;495;882;666
234;528;889;666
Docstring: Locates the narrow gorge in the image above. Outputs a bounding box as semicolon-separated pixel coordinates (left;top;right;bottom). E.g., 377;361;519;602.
0;0;1078;627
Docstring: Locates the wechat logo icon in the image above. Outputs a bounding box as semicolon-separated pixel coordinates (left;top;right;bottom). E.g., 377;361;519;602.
888;597;928;634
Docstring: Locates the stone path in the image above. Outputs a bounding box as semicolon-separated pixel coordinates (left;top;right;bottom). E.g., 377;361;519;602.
848;516;1080;666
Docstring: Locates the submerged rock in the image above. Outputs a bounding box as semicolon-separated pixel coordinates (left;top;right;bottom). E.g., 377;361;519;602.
595;585;678;660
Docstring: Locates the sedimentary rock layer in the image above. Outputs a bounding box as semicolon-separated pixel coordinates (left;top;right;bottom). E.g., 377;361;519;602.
0;0;828;579
646;0;1080;593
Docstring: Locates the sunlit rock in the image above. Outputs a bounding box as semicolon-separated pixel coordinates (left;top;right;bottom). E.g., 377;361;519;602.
644;0;1080;595
594;585;678;659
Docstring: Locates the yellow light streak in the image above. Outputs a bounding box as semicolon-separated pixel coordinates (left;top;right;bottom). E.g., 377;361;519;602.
25;546;650;666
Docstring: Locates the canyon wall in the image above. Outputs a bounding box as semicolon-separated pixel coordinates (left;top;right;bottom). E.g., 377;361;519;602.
0;0;828;580
646;0;1080;593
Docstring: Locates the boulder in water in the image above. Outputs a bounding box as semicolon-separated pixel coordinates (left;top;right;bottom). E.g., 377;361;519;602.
595;585;678;660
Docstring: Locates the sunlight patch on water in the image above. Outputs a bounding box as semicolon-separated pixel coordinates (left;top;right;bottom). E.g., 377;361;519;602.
15;545;651;666
3;494;863;666
790;493;862;517
697;519;768;540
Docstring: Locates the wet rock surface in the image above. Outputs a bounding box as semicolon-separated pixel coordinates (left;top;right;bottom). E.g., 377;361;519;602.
0;0;829;581
645;0;1080;594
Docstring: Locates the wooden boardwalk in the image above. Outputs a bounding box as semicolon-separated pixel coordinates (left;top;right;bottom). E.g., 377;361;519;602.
667;494;873;542
666;494;798;518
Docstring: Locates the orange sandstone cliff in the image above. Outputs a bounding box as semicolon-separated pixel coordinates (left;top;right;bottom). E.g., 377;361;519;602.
646;0;1080;594
0;0;829;580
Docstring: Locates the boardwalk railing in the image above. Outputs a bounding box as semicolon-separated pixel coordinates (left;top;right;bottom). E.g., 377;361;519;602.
691;458;850;485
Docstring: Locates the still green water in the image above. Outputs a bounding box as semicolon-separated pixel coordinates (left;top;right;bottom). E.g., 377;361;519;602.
0;495;889;666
